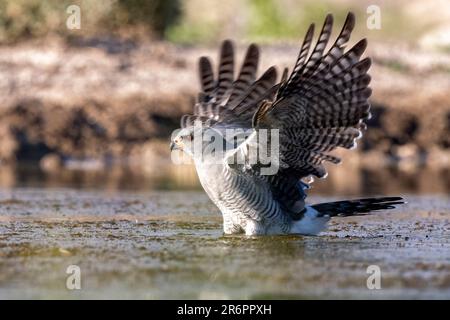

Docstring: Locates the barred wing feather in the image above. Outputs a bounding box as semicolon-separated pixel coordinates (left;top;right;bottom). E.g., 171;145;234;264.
253;12;372;179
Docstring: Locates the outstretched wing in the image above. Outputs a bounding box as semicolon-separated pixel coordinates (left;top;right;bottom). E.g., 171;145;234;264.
181;40;278;129
233;12;370;178
260;12;371;179
225;12;371;215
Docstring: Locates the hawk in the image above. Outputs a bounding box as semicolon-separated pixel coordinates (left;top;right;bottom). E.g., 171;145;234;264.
170;12;404;236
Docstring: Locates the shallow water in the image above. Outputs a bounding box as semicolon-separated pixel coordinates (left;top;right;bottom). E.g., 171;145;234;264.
0;188;449;299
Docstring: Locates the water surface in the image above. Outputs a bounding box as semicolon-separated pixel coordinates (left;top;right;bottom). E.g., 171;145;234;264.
0;188;448;299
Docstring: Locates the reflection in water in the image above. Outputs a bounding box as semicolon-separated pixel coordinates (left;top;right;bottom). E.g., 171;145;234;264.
312;166;450;196
0;163;448;196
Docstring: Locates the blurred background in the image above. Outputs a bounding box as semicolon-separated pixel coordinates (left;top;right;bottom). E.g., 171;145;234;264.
0;0;449;195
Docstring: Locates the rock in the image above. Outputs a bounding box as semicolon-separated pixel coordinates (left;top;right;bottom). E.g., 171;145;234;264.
40;153;62;172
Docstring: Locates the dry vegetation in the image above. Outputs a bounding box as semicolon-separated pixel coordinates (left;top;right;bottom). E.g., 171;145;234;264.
0;40;449;168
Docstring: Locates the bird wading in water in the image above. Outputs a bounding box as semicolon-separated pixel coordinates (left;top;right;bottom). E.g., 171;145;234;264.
170;12;404;236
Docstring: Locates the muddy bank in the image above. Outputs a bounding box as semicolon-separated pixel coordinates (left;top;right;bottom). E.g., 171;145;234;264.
0;188;448;299
0;40;449;171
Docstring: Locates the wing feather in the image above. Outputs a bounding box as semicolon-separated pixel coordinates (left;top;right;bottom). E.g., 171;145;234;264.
216;40;235;102
228;44;260;104
198;57;215;95
279;24;314;97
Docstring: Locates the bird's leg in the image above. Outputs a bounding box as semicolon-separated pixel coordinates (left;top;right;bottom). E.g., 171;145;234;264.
244;219;266;236
222;213;244;234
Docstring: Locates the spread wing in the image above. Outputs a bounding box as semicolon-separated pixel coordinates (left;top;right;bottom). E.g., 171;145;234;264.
181;12;371;216
180;40;278;129
261;12;371;179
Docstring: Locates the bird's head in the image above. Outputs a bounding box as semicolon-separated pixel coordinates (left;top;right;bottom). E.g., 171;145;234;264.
170;124;231;162
170;127;195;156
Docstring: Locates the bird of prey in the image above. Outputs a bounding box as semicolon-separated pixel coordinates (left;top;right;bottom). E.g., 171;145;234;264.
170;12;404;236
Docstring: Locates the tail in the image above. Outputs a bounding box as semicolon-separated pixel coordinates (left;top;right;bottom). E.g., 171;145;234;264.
311;197;405;217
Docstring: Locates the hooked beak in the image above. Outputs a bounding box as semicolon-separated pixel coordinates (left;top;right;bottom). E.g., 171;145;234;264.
170;141;177;151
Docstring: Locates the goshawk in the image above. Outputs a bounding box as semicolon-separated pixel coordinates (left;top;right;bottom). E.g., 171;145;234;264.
170;12;404;236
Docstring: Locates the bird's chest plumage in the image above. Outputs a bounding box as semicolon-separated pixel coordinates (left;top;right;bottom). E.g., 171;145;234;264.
195;162;289;234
